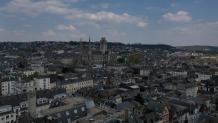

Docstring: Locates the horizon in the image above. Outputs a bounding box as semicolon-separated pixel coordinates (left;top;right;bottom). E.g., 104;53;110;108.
0;0;218;46
1;40;218;47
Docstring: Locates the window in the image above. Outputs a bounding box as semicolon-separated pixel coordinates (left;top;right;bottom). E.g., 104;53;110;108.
1;117;4;120
66;111;69;116
21;104;26;108
56;113;61;118
6;115;9;119
11;114;13;117
81;107;85;111
74;109;77;113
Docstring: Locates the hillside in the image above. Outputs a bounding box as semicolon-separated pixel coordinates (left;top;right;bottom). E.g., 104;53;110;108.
177;46;218;53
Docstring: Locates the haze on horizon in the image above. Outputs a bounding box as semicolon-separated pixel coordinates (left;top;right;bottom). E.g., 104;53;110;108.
0;0;217;46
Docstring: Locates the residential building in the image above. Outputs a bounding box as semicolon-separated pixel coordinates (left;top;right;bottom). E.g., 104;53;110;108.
1;81;16;96
34;77;51;90
61;78;93;94
0;105;16;123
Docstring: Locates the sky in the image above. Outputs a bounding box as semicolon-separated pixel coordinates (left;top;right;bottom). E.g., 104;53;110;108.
0;0;217;46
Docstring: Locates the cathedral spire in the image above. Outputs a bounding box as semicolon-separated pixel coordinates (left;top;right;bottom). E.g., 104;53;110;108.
89;36;91;43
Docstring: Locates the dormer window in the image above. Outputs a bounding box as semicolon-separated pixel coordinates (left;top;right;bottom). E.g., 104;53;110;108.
43;100;47;103
21;104;26;108
66;111;69;116
81;107;85;111
74;109;77;113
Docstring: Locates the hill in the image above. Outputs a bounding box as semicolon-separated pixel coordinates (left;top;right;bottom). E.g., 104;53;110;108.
130;44;176;51
177;46;218;53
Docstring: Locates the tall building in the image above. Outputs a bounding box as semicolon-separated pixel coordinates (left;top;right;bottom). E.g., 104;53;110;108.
100;37;107;54
79;38;91;65
99;37;108;68
88;36;92;66
1;81;16;96
79;38;85;64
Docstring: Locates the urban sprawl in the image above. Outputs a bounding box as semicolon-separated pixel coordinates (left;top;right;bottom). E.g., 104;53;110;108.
0;38;218;123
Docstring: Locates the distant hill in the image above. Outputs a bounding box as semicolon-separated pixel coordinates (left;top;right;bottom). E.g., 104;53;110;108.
130;44;176;51
0;41;176;51
177;46;218;53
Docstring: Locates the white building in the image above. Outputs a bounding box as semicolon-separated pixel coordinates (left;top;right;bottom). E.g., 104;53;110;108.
62;79;94;94
170;71;188;78
185;86;198;97
15;77;51;94
195;73;212;81
34;77;51;90
54;50;65;54
31;64;45;75
16;80;34;93
23;70;36;77
1;81;16;96
0;105;16;123
0;89;68;122
140;69;150;77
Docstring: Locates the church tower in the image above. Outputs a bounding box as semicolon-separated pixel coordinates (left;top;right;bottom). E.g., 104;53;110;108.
100;37;107;54
88;36;92;67
99;37;108;68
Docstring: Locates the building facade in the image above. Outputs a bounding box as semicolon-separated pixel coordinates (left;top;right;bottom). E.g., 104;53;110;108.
62;79;93;94
1;81;16;96
0;105;16;123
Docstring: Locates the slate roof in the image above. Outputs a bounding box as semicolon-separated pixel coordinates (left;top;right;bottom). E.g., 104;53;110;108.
0;88;66;107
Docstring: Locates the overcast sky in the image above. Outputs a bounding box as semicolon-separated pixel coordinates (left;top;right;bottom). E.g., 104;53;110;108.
0;0;217;46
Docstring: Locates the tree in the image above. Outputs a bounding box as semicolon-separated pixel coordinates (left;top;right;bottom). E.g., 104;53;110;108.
134;94;144;105
127;53;142;64
22;72;39;81
62;65;75;73
117;57;125;64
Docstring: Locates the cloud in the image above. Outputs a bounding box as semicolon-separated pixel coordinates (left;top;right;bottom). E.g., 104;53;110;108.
170;3;177;8
0;0;147;28
0;28;5;32
41;28;85;41
67;11;147;28
0;0;72;16
175;21;218;34
91;3;111;9
166;21;218;45
163;10;192;22
0;0;149;42
24;24;32;28
137;22;147;28
57;24;76;31
62;0;80;3
43;30;56;37
13;30;26;36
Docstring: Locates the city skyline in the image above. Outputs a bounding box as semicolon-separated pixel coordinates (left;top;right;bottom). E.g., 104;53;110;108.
0;0;217;46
